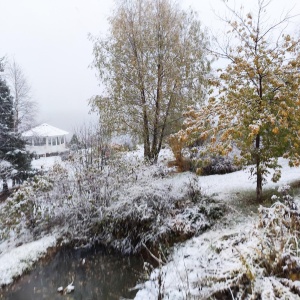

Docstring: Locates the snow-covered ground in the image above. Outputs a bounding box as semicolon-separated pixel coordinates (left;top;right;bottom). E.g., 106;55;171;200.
0;235;57;286
134;198;300;299
134;155;300;299
31;155;63;171
199;157;299;200
134;223;254;299
0;148;299;295
0;156;64;287
127;146;299;202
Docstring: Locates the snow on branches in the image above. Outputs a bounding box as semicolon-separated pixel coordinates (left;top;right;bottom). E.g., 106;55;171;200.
135;186;300;299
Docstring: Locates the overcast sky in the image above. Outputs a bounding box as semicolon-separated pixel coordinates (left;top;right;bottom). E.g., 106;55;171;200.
0;0;299;136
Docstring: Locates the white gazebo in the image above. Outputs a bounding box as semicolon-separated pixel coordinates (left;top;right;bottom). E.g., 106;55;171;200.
22;123;69;156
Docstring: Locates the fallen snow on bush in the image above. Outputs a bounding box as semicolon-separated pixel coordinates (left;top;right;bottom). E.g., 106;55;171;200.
1;147;300;294
0;147;223;286
135;190;300;299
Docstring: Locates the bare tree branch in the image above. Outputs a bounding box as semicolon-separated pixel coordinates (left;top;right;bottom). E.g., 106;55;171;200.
5;59;38;132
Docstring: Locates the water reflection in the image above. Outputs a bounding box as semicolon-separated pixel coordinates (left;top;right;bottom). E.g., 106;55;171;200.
1;246;144;300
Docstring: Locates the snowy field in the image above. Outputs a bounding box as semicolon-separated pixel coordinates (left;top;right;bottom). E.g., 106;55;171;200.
204;157;298;195
125;146;300;202
0;149;299;297
31;155;63;171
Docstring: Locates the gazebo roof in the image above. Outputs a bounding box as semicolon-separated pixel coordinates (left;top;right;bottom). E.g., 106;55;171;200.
22;123;69;137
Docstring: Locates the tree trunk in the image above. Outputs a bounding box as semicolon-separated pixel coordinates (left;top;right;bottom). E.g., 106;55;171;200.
130;29;151;161
151;62;163;164
256;166;263;202
255;134;262;202
142;102;151;160
2;179;8;193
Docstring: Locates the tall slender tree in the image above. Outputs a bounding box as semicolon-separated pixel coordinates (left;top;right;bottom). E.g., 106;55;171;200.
6;59;37;133
90;0;211;162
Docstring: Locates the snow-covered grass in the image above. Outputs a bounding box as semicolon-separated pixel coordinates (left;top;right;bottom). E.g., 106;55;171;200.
0;235;57;286
135;198;300;298
198;157;300;201
135;224;251;300
135;179;300;299
31;155;63;171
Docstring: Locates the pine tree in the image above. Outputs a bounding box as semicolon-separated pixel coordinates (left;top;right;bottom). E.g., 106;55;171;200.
0;75;32;190
0;77;14;154
69;133;80;150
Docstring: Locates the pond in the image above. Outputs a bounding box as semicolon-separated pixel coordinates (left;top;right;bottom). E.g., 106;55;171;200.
0;245;145;300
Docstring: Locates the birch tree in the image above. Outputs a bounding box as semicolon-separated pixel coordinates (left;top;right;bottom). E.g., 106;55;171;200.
89;0;211;162
175;0;300;201
6;59;37;133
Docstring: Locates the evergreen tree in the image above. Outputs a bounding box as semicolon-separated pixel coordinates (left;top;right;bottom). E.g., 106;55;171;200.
0;75;32;190
0;77;14;153
69;133;81;150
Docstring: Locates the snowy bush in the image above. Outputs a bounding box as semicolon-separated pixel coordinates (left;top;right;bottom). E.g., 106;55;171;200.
0;169;64;241
194;155;240;176
91;175;225;254
0;147;226;256
168;136;240;175
207;188;300;299
135;186;300;299
255;188;300;280
0;148;142;245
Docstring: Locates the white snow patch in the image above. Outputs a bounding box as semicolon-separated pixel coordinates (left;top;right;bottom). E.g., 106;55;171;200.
134;219;257;299
123;147;299;202
0;160;12;169
0;235;57;286
134;153;300;299
31;156;63;171
193;157;299;200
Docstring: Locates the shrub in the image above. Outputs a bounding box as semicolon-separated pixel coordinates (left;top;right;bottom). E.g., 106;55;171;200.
209;185;300;298
195;155;240;176
92;191;224;255
135;185;300;299
168;133;192;172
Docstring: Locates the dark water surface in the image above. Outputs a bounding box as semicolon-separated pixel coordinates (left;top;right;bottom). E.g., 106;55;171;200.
1;246;144;300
